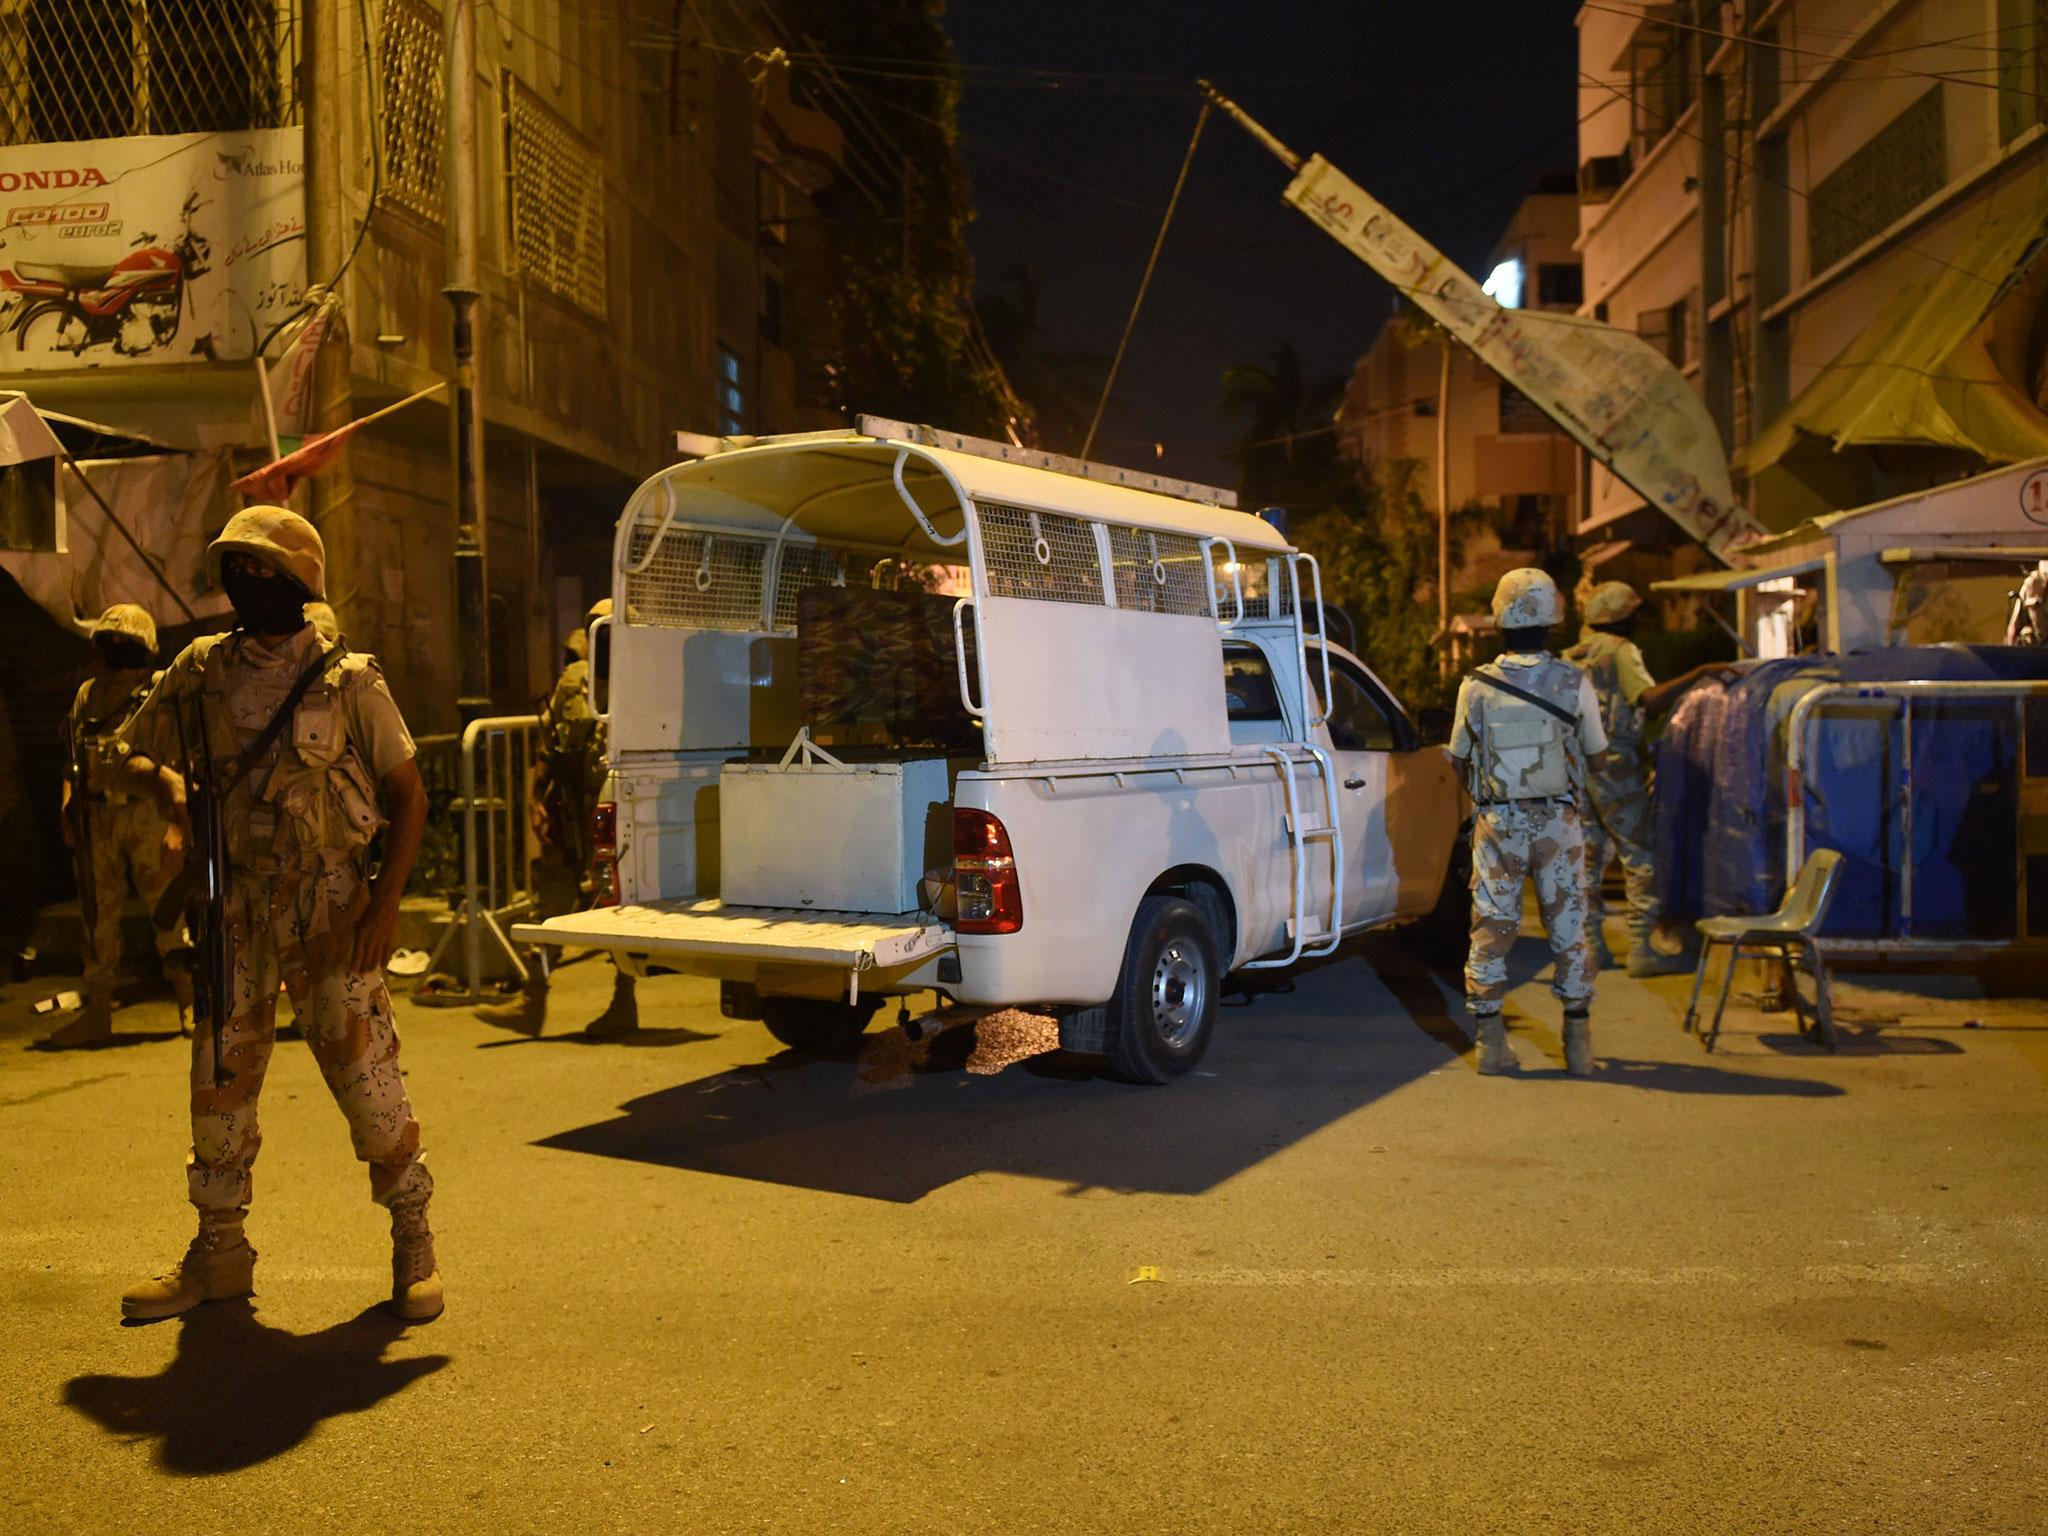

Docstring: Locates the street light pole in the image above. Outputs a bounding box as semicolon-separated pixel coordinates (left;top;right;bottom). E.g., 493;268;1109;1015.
445;0;490;722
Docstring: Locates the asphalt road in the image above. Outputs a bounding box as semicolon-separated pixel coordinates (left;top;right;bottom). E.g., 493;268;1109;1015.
2;932;2044;1534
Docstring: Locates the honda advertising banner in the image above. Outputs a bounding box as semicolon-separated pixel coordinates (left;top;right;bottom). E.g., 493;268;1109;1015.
0;128;304;370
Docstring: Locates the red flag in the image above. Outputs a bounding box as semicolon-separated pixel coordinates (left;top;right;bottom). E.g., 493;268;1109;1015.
231;381;445;504
231;416;363;503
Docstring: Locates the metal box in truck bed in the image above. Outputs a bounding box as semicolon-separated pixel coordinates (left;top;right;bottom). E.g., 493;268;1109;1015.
719;756;949;914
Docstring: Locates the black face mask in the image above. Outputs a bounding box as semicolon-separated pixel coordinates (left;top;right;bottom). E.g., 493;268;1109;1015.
94;635;150;671
222;567;311;636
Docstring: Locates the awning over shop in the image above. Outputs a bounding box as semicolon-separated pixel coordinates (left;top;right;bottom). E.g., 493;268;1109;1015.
1650;556;1826;595
1735;160;2048;480
1878;544;2048;565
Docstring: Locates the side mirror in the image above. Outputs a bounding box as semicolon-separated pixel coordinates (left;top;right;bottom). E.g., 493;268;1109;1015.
1415;706;1453;746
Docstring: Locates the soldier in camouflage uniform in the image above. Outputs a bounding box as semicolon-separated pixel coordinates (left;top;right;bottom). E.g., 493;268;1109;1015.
111;507;443;1323
42;604;192;1048
1449;569;1609;1077
1566;580;1725;975
476;597;638;1037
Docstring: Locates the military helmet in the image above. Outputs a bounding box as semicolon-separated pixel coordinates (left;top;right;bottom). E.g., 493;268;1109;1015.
91;602;157;657
207;504;326;598
586;597;613;625
1491;567;1562;628
304;600;341;645
1583;580;1643;626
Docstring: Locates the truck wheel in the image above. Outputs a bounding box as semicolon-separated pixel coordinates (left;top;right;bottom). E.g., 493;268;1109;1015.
1105;895;1221;1084
1412;827;1472;969
761;996;881;1054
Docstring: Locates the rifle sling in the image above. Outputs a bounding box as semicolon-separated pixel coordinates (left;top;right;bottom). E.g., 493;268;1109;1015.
1471;670;1579;729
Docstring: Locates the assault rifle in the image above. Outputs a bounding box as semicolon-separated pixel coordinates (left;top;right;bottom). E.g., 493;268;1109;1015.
168;698;232;1087
66;718;98;938
154;644;345;1086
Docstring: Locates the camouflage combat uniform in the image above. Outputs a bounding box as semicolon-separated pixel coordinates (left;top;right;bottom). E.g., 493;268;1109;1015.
1451;651;1607;1026
535;653;604;895
1562;627;1660;957
68;669;191;1018
121;625;432;1219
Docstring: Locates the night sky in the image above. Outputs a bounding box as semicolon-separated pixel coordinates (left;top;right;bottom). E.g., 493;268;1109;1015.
945;0;1583;486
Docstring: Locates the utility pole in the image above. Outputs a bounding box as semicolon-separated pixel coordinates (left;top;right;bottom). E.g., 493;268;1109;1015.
445;0;490;721
302;0;355;620
1437;339;1451;680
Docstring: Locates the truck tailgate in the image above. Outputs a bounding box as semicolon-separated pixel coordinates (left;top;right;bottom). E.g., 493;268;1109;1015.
511;900;953;970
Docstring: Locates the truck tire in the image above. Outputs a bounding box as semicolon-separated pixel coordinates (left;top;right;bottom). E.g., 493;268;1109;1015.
1412;826;1472;969
1104;895;1221;1084
761;995;881;1054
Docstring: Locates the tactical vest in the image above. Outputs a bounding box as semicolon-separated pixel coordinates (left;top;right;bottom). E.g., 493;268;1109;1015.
190;635;386;871
1464;656;1587;805
72;672;158;798
1563;631;1644;749
540;659;606;793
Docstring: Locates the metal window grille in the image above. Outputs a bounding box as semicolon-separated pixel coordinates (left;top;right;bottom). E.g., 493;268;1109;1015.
975;502;1106;606
771;542;852;631
1107;524;1213;617
376;0;442;220
0;0;297;146
506;74;606;316
622;523;769;631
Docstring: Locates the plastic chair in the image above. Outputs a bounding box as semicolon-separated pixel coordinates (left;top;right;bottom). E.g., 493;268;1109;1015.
1681;849;1845;1053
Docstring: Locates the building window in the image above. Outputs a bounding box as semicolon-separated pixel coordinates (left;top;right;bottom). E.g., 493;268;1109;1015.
377;0;444;221
1808;88;1946;276
1998;0;2048;143
1499;382;1553;435
1626;4;1700;161
761;273;784;347
1636;293;1693;368
1536;263;1583;309
717;345;746;434
1;0;292;145
507;74;607;317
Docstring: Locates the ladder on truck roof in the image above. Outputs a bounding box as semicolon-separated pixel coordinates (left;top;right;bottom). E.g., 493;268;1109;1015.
1245;552;1343;968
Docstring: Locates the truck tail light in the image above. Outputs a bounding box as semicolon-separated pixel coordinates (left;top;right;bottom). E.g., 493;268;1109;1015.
590;800;620;908
953;808;1022;934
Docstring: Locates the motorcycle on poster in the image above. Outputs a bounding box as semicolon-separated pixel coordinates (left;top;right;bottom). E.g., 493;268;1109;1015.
0;129;305;368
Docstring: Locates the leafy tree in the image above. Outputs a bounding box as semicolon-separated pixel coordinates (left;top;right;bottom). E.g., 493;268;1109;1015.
1218;341;1348;512
778;1;1011;435
976;264;1112;455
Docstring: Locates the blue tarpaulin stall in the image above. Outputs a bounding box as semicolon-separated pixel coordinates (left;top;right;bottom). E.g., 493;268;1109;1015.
1654;647;2048;946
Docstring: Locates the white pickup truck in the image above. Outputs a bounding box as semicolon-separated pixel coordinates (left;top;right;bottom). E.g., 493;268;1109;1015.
513;419;1465;1082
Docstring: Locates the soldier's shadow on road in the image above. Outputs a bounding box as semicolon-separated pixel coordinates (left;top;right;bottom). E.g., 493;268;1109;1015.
62;1301;448;1475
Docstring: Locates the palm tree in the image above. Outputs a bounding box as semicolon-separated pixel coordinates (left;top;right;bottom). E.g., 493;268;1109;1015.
1218;341;1348;509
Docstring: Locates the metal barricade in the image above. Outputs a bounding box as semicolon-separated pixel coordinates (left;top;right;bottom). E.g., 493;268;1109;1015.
415;714;542;1006
1783;680;2048;956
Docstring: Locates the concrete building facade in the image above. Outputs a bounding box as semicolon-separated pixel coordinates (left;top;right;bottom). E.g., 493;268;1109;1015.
1337;177;1585;606
0;0;881;731
1575;0;2048;572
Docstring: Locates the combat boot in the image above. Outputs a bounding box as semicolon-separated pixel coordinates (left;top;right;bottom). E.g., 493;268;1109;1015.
40;995;113;1049
121;1216;256;1320
389;1197;444;1321
582;972;639;1039
1563;1010;1595;1077
1625;934;1687;977
1473;1012;1513;1075
1587;927;1617;971
475;975;547;1037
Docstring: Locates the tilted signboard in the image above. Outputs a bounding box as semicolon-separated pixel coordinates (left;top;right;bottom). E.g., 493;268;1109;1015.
1282;154;1761;560
0;129;304;371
